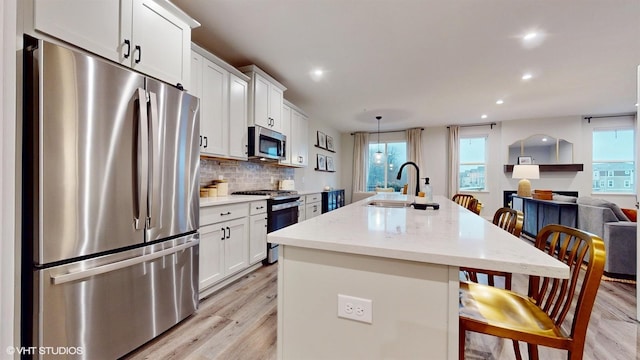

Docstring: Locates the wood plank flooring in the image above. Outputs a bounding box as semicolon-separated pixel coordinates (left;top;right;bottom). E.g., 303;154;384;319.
123;263;638;360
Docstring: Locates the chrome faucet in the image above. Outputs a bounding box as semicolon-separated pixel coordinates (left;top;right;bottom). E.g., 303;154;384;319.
396;161;420;196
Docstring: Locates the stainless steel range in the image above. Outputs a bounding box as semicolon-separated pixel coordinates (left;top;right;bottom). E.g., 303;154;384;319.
232;190;301;263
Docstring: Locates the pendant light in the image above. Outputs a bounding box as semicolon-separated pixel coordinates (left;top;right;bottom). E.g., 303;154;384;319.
374;116;383;163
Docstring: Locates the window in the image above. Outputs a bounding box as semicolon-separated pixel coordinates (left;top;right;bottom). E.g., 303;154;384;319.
459;136;486;191
366;141;407;191
592;128;635;193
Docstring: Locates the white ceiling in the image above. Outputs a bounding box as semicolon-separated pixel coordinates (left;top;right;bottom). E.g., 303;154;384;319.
172;0;640;133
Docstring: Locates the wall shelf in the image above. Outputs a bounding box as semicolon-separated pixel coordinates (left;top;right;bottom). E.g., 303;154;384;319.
504;164;584;172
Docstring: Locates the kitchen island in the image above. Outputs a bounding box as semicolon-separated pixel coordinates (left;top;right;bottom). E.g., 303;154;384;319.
268;193;568;359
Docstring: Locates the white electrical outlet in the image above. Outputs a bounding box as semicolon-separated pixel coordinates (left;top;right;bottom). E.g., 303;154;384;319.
337;294;372;324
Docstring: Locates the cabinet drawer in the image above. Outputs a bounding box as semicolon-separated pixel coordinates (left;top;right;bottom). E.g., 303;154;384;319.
201;203;249;226
306;202;321;219
306;193;321;203
250;201;267;215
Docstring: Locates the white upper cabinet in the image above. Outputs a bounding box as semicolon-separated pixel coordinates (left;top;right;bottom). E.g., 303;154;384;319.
240;65;286;132
32;0;123;63
200;57;229;156
281;100;309;167
291;109;309;167
280;104;292;165
30;0;199;87
191;44;249;160
229;73;249;159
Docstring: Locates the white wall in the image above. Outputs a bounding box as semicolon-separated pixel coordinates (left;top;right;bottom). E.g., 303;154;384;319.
294;116;341;192
2;0;17;355
339;114;637;217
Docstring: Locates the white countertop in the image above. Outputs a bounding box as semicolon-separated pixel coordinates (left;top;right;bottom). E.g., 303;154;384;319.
268;193;569;278
199;195;269;207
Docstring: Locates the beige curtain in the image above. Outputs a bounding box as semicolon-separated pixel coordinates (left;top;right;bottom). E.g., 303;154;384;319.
352;132;369;193
406;128;423;196
447;126;460;198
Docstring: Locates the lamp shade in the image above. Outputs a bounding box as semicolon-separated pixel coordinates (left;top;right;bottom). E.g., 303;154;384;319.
512;165;540;180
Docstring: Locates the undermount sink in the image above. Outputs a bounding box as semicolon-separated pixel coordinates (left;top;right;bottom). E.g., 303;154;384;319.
367;200;411;208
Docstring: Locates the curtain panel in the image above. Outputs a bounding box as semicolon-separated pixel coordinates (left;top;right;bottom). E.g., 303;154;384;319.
352;132;369;193
447;126;460;198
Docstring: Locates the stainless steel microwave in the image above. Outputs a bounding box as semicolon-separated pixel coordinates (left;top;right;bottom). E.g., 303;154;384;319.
248;126;286;160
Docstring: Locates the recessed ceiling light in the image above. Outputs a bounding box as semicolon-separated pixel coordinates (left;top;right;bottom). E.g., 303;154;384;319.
524;32;537;40
542;137;548;142
636;103;638;107
496;99;504;105
522;73;533;80
481;114;487;119
310;68;325;81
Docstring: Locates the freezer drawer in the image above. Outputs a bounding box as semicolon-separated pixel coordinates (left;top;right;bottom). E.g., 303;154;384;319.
33;235;199;359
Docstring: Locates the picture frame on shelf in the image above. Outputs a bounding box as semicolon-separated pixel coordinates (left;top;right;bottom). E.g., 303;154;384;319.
326;135;335;152
326;156;335;171
518;156;533;165
317;131;327;149
317;154;326;171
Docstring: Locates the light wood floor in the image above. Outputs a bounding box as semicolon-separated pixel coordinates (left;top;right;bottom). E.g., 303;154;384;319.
123;263;638;360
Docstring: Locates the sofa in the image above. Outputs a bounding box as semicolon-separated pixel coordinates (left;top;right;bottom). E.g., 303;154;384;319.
576;197;637;279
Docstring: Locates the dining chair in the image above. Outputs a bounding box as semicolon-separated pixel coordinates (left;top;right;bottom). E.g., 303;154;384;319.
461;207;524;289
459;224;605;360
452;194;475;208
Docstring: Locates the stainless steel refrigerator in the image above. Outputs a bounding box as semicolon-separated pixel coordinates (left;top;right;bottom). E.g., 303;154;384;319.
22;36;200;359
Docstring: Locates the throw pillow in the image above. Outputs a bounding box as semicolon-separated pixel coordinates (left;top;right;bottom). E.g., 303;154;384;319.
576;196;630;221
552;194;577;203
621;208;637;222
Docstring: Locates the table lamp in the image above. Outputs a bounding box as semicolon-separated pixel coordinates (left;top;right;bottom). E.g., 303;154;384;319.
512;164;540;197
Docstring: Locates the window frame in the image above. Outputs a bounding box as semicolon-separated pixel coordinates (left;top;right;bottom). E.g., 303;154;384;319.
459;135;487;192
591;126;635;194
365;136;408;192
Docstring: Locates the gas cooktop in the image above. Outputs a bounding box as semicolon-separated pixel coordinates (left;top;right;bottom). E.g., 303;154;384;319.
232;189;299;200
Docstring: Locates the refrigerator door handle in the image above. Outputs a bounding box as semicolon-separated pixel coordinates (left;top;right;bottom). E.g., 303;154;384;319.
134;88;149;230
50;239;199;285
147;91;160;229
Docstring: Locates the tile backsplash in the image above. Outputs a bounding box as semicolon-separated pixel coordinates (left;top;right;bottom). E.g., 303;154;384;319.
200;158;295;192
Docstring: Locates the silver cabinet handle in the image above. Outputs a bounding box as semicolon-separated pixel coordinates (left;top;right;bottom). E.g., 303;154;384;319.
50;240;199;285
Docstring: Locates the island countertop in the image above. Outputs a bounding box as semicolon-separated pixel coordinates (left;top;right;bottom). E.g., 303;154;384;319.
268;193;568;278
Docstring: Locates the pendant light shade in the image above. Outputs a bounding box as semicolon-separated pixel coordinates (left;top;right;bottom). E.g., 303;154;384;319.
374;116;383;163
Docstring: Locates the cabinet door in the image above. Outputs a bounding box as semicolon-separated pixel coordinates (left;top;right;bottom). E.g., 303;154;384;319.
199;224;224;291
298;205;306;223
253;74;271;128
224;218;249;275
228;73;249;159
249;214;268;264
280;104;292;165
200;58;229;156
292;110;309;166
33;0;126;64
268;85;284;131
189;51;203;97
131;0;190;86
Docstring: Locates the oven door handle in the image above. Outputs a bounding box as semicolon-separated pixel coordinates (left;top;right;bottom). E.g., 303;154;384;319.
271;201;301;212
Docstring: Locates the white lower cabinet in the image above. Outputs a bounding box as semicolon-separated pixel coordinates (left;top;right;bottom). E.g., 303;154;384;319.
249;201;268;264
199;203;250;293
249;214;268;264
305;193;321;220
199;200;267;295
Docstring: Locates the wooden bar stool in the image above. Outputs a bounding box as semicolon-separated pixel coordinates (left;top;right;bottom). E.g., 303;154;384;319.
459;224;605;360
462;207;524;289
